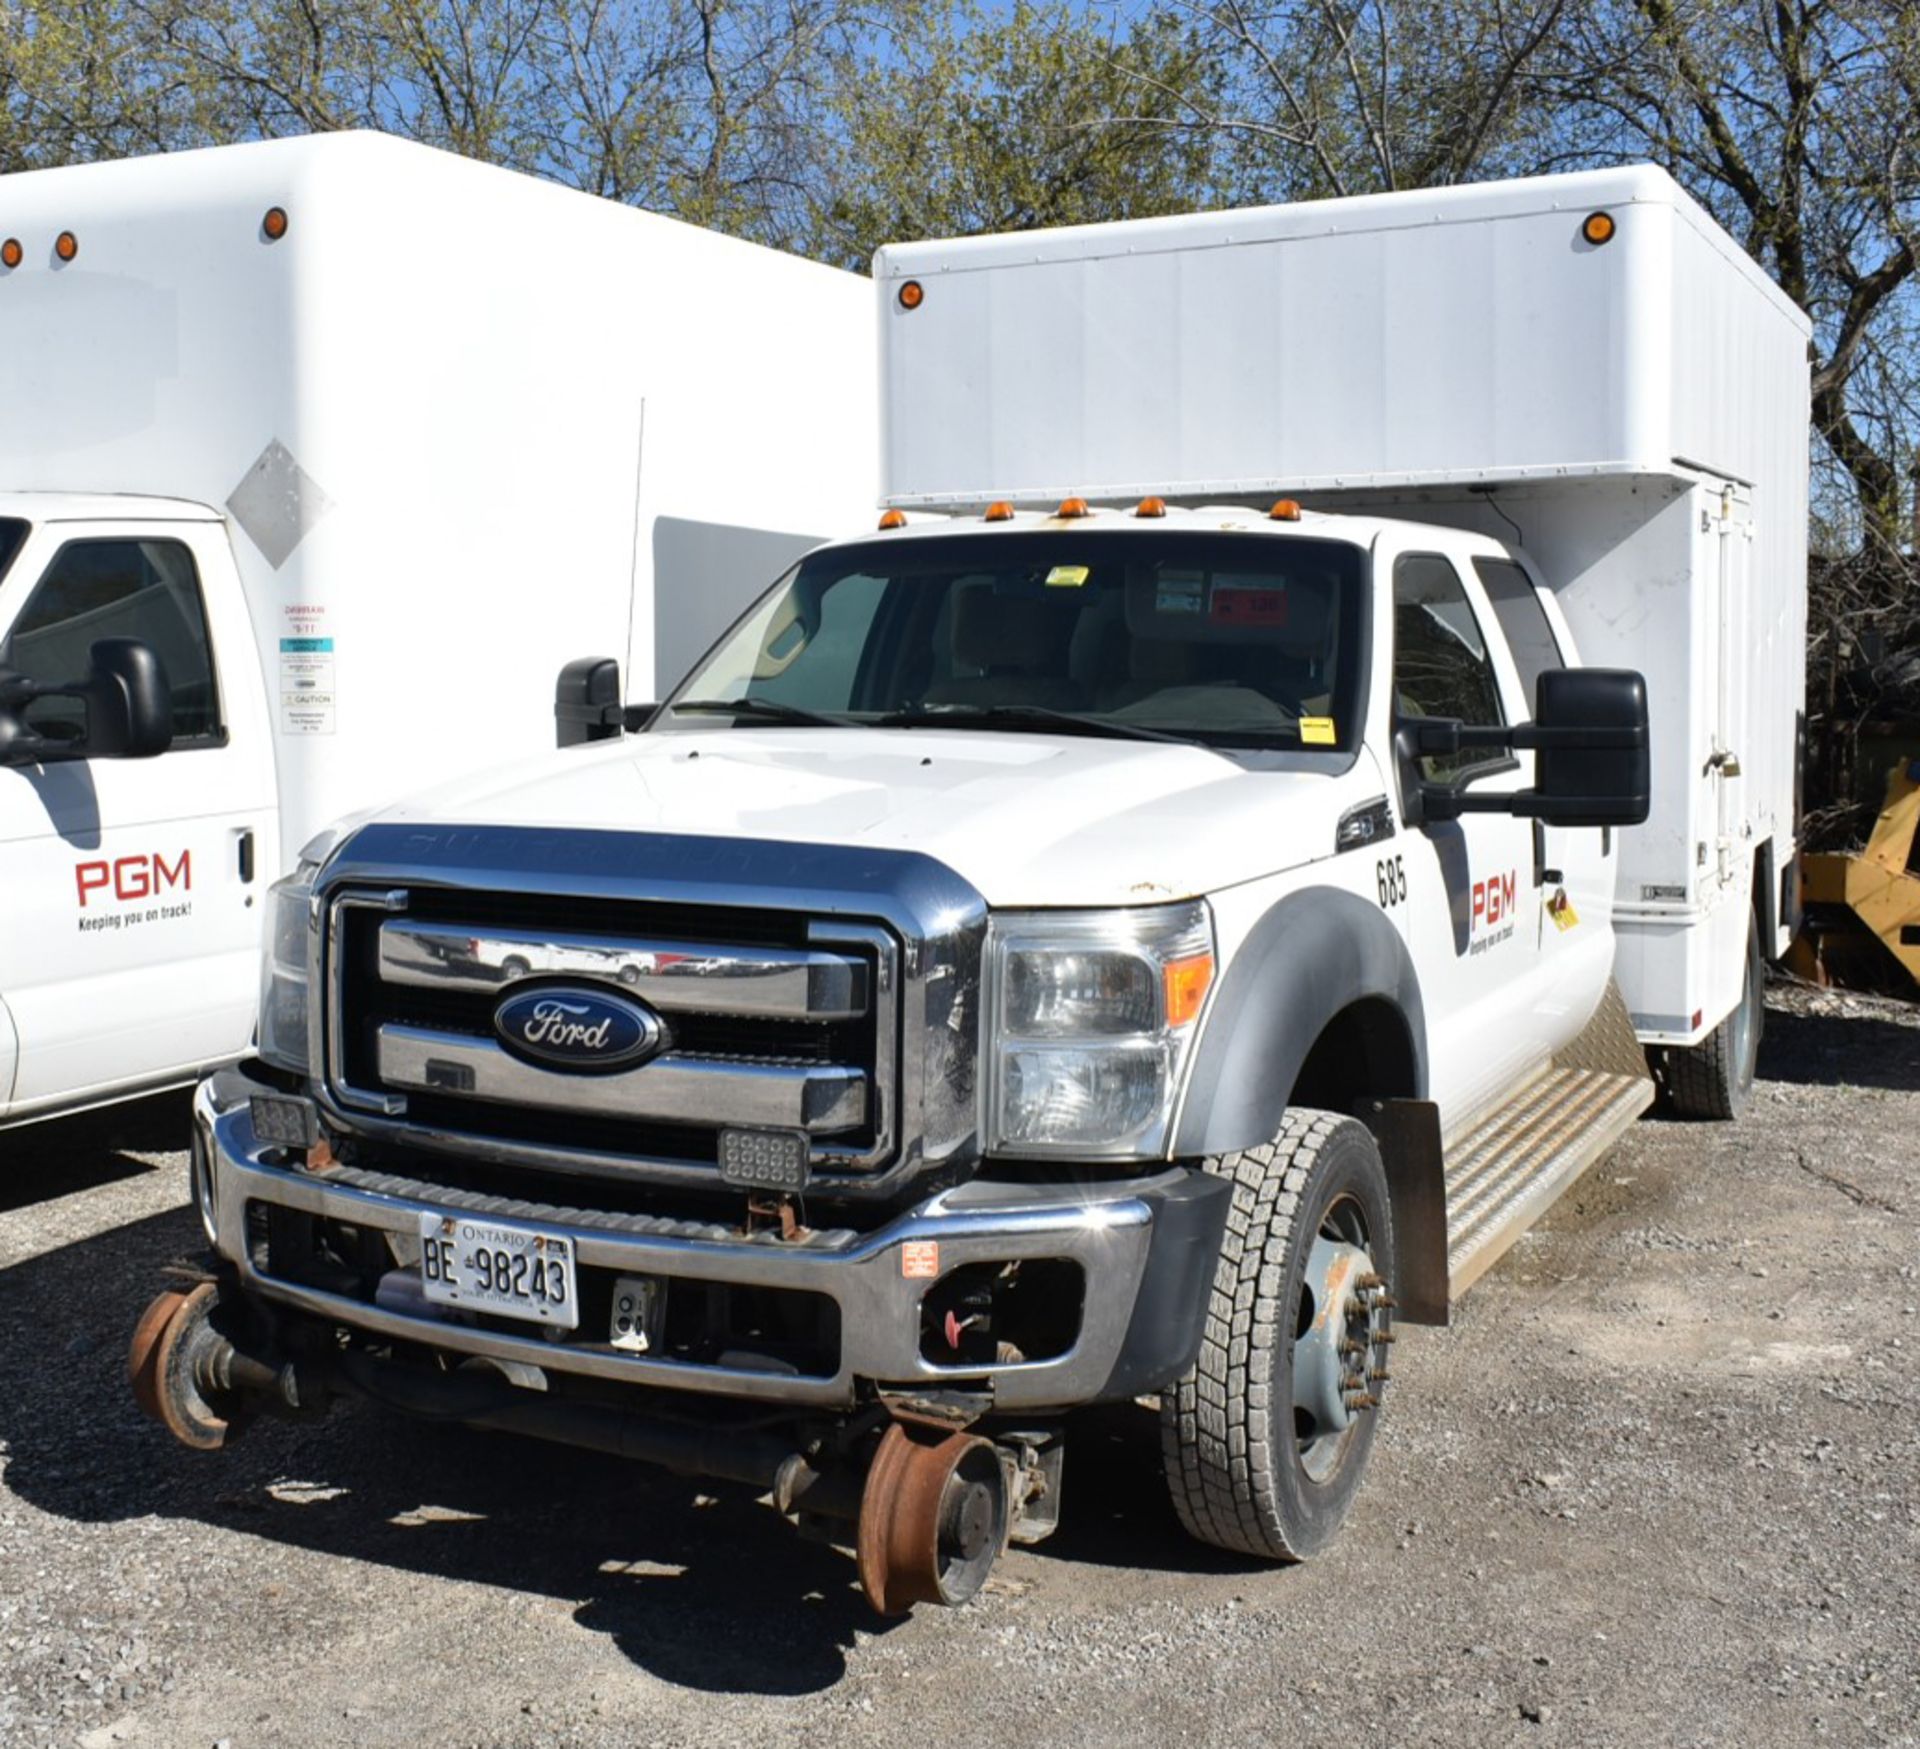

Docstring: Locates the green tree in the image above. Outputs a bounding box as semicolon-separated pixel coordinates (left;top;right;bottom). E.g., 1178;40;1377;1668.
818;0;1221;266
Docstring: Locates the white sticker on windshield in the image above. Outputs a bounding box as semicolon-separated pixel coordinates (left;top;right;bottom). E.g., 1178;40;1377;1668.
1155;570;1205;614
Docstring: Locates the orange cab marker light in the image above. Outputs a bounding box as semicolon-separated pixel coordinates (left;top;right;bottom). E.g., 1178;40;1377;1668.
1135;496;1168;518
0;239;20;270
878;508;909;530
1056;496;1091;519
1582;210;1616;246
1164;953;1214;1028
897;279;924;311
1268;498;1302;521
263;206;290;241
54;230;78;262
984;501;1015;522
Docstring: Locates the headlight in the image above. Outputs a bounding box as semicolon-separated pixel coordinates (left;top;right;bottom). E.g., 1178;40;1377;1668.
985;902;1215;1158
257;821;360;1076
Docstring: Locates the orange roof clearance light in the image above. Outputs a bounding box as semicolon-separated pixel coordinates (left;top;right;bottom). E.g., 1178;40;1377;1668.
1163;952;1215;1028
877;508;910;530
1582;211;1616;246
897;279;924;311
1268;498;1302;521
0;239;20;271
984;501;1015;522
1135;496;1168;518
263;206;290;241
1056;496;1091;519
54;230;78;263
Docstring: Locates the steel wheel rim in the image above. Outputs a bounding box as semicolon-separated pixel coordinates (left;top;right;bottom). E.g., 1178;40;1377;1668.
1289;1191;1390;1485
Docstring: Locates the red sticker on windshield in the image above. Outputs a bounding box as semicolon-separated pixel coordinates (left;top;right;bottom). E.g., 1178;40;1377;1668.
1211;586;1289;627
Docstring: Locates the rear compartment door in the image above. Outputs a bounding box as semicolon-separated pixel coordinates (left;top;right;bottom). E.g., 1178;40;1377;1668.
1709;484;1754;893
0;520;277;1117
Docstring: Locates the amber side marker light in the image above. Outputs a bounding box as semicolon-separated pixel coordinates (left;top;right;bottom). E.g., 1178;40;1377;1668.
878;508;909;530
54;230;78;262
0;239;20;271
263;206;290;241
1056;496;1091;519
897;279;924;311
1135;496;1168;518
1268;498;1302;521
984;501;1015;522
1582;210;1616;246
1164;953;1215;1028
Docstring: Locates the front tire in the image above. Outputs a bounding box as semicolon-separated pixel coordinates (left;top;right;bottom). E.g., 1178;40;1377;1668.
1160;1110;1396;1561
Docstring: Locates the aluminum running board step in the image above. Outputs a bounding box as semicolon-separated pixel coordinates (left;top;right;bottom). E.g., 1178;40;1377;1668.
1443;982;1655;1300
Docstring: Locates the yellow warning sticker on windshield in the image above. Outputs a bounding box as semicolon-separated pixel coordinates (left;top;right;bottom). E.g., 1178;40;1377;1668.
1045;564;1090;588
1301;717;1336;745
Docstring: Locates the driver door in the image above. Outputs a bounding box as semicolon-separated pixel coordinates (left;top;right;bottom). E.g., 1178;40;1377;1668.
0;520;274;1119
1382;545;1545;1133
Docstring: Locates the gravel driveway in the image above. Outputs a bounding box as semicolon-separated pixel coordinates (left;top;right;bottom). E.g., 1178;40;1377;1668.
2;986;1915;1749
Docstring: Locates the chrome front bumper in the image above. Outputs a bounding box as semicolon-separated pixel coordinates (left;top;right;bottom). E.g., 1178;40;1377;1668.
195;1070;1225;1413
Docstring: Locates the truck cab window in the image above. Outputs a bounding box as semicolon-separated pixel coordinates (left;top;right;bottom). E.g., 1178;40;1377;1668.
0;518;26;584
0;537;221;746
667;531;1365;751
1473;557;1565;715
1392;553;1506;784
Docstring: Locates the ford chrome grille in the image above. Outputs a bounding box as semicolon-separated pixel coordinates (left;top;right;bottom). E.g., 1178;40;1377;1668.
323;886;898;1183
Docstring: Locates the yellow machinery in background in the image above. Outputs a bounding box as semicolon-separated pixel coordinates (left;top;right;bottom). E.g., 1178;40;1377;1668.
1790;757;1920;993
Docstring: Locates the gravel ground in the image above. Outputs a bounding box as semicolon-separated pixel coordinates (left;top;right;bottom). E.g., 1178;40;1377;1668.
1;985;1915;1749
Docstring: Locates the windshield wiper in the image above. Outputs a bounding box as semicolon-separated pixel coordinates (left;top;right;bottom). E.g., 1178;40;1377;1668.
669;696;853;729
874;704;1201;747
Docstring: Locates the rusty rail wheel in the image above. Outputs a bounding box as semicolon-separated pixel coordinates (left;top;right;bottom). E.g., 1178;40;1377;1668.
856;1423;1009;1614
128;1282;242;1451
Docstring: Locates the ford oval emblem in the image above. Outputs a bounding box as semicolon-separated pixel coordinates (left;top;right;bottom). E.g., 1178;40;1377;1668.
493;986;664;1073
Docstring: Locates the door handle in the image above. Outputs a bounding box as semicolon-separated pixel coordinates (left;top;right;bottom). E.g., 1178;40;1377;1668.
237;829;255;884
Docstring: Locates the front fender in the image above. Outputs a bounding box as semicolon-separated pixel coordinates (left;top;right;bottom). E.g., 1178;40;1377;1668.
1174;886;1428;1158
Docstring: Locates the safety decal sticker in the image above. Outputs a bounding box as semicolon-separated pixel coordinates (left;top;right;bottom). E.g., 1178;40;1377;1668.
280;605;336;735
901;1241;940;1279
1210;584;1288;628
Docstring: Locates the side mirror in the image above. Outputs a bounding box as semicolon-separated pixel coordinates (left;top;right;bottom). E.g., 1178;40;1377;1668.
555;656;624;748
1409;667;1650;829
1526;668;1651;827
0;638;173;766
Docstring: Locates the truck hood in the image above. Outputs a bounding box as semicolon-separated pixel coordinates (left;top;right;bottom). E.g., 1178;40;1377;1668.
376;728;1359;907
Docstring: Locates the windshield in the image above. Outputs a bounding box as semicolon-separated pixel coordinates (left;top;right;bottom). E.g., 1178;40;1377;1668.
667;531;1366;750
0;519;26;588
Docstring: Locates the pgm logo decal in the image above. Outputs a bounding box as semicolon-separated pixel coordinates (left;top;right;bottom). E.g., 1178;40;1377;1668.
1468;869;1517;956
74;850;193;933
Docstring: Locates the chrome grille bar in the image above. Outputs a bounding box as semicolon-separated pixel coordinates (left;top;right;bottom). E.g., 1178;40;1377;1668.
377;920;870;1020
376;1024;870;1134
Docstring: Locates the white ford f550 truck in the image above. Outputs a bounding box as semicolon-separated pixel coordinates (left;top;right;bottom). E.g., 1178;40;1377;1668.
0;132;875;1133
134;167;1808;1613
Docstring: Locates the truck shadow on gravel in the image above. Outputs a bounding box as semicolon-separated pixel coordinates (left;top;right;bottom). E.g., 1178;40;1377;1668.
1755;1005;1920;1092
0;1092;192;1212
0;1202;1245;1695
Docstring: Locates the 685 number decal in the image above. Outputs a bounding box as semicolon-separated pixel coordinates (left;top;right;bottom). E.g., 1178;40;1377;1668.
1376;854;1408;909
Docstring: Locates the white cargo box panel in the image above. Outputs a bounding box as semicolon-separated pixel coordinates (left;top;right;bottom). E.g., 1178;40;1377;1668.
876;166;1807;511
0;133;877;866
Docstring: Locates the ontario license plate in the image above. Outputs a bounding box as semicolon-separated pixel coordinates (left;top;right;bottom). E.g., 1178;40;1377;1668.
417;1212;579;1330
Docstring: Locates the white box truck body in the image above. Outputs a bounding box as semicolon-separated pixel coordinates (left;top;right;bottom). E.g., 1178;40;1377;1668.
0;132;876;1128
879;164;1809;1056
144;170;1809;1612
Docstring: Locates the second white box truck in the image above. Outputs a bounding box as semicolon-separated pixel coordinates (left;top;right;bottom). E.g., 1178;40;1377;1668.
0;132;877;1133
136;167;1808;1614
